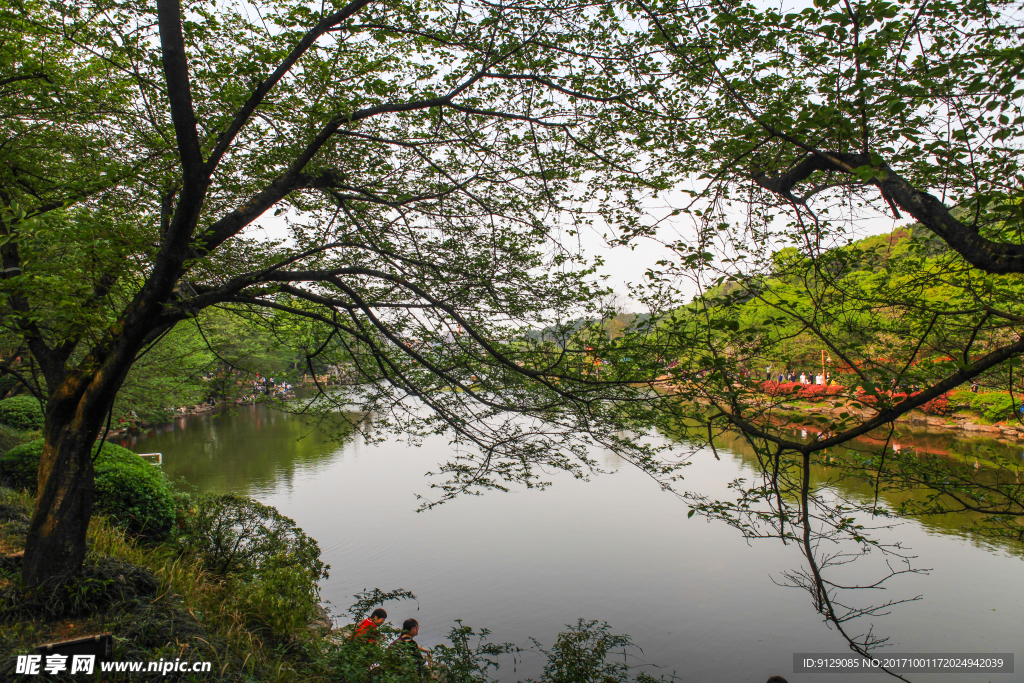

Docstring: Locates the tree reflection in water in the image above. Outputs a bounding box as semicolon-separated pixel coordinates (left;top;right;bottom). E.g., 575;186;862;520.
673;419;1024;682
112;404;366;494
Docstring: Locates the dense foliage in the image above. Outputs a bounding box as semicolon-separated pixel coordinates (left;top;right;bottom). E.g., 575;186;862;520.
0;0;675;587
0;425;33;457
0;396;43;432
0;441;175;539
179;493;328;580
175;493;328;633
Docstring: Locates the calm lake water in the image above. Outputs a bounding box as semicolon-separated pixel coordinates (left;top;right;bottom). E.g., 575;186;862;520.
119;404;1024;682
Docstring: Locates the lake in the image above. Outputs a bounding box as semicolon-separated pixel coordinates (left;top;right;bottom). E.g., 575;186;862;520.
117;403;1024;682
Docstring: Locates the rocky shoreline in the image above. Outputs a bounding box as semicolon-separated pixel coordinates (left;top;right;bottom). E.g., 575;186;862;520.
773;399;1024;440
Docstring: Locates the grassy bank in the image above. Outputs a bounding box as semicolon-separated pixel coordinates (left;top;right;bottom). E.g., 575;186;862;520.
0;401;672;683
0;488;328;682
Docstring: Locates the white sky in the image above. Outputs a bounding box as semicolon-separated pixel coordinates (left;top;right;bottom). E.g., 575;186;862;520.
239;0;918;315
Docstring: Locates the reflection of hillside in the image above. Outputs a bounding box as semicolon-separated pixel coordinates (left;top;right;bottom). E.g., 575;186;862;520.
663;420;1024;557
777;420;1024;464
114;404;362;494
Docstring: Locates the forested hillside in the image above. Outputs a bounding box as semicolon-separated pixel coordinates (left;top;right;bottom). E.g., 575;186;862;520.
659;222;1024;398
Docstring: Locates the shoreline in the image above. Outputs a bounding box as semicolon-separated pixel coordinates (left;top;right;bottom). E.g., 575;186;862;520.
770;399;1024;440
100;393;297;439
659;378;1024;445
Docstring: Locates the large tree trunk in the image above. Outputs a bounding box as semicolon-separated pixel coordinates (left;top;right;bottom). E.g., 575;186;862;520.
21;420;101;587
21;353;138;588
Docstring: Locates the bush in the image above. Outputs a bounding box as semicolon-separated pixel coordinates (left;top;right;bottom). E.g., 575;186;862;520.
797;384;845;399
0;396;43;431
0;439;175;539
241;565;325;634
761;381;801;396
968;391;1020;421
761;382;844;399
179;493;328;581
0;424;35;459
0;439;144;490
534;619;662;683
178;494;329;636
857;390;913;409
0;441;43;491
93;459;176;539
920;393;953;416
855;390;954;417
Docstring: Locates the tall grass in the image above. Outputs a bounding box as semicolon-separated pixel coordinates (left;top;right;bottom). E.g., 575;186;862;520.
88;518;304;681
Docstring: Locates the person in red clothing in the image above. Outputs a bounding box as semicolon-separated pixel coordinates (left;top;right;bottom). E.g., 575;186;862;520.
353;608;387;643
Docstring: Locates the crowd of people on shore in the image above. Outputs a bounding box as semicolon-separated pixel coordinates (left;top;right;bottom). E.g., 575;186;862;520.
764;365;832;386
238;374;295;403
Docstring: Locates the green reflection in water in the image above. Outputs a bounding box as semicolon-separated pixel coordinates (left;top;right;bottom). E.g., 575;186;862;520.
113;403;361;495
123;400;1024;557
663;418;1024;556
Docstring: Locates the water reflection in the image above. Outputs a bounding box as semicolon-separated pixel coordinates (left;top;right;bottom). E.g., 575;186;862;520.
113;404;363;495
670;419;1024;557
123;405;1024;682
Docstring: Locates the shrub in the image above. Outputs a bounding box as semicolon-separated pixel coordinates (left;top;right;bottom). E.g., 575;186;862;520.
534;619;660;683
0;439;175;539
968;391;1019;421
93;459;176;539
855;390;954;416
0;441;43;491
761;381;801;396
797;384;823;399
920;393;953;416
241;565;325;634
0;396;43;431
762;382;845;399
931;389;1018;420
856;390;911;408
0;424;35;459
797;384;845;399
177;494;329;637
0;439;144;490
179;493;328;582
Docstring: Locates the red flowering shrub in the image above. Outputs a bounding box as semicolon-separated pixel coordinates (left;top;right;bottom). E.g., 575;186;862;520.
798;384;845;399
856;391;907;407
797;384;826;399
854;390;952;415
761;381;801;396
760;382;846;399
920;393;952;415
